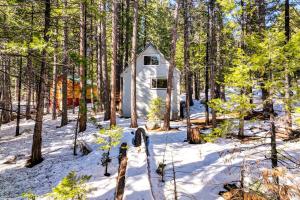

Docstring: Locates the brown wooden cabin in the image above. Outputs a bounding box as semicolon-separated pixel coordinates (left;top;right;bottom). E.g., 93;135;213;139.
50;75;98;111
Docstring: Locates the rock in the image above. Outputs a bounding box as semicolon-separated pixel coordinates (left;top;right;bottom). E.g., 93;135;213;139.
3;155;17;164
146;121;160;130
78;141;92;155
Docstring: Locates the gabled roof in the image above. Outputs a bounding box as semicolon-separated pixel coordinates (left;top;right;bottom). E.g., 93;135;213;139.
122;42;175;76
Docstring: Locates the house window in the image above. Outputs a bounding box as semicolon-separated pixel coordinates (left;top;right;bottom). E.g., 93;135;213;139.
152;78;167;89
144;55;159;65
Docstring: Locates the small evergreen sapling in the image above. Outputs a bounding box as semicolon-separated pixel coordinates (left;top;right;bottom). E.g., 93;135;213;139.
21;192;37;200
97;125;123;176
48;171;91;200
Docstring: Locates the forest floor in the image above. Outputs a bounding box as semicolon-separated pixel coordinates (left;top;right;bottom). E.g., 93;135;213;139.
1;99;300;200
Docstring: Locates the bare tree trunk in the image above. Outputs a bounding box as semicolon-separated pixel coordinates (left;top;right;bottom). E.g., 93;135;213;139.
28;0;51;167
256;0;273;115
209;0;217;128
183;0;191;141
194;72;199;100
25;54;32;120
45;68;51;114
205;9;210;126
117;1;123;114
143;0;147;47
130;0;138;128
101;0;110;121
163;1;179;131
16;57;22;136
25;4;34;120
124;0;130;67
110;0;118;126
238;0;246;137
79;0;87;132
72;64;75;114
89;12;95;110
2;57;12;123
188;73;193;106
284;0;292;135
52;1;59;120
96;5;103;112
61;0;69;126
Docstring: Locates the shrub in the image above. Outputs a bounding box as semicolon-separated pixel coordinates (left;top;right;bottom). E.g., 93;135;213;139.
147;97;165;121
21;192;37;200
203;120;234;142
97;125;123;151
48;171;91;200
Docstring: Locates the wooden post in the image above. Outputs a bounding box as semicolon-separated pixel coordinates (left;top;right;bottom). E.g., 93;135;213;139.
134;127;143;147
115;142;128;200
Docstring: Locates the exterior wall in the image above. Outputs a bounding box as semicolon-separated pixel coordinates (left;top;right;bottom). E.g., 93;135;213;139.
49;77;98;110
122;45;180;120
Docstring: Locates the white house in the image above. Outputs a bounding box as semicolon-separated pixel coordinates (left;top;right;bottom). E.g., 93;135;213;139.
121;43;181;120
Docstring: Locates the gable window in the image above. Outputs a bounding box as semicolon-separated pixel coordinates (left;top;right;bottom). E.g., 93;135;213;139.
152;78;167;89
144;55;159;65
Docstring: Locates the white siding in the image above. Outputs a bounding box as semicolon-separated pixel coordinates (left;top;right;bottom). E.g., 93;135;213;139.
122;45;180;120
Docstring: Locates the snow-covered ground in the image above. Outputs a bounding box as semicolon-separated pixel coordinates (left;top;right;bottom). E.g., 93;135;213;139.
1;99;300;200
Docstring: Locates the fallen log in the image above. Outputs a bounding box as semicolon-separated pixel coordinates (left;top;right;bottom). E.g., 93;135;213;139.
115;143;128;200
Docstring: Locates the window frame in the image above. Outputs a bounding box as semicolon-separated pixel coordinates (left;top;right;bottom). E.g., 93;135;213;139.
151;77;168;90
143;55;160;66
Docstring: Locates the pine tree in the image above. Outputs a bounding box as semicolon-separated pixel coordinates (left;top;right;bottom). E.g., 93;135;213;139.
79;0;87;132
183;0;191;140
61;0;69;127
110;0;118;127
130;0;138;128
100;0;110;121
163;1;179;131
28;0;51;167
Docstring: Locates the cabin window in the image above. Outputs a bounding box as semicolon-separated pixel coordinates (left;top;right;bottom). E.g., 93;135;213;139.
144;55;159;65
151;78;167;89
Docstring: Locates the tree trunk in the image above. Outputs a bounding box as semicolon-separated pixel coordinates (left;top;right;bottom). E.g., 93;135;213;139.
89;13;95;110
110;0;118;127
209;0;217;128
184;0;191;141
61;0;69;126
16;57;22;137
28;0;51;167
284;0;292;135
189;127;202;144
72;64;76;114
143;0;147;47
45;68;51;114
25;54;32;120
117;1;123;114
26;5;34;120
79;0;87;132
101;0;110;121
257;0;273;115
163;1;179;131
238;0;246;137
194;72;199;100
2;57;12;123
124;0;130;67
130;0;138;128
205;7;210;126
52;2;59;120
96;5;103;112
189;73;193;106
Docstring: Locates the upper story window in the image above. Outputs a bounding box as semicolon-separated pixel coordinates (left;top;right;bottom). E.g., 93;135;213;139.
144;55;159;65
